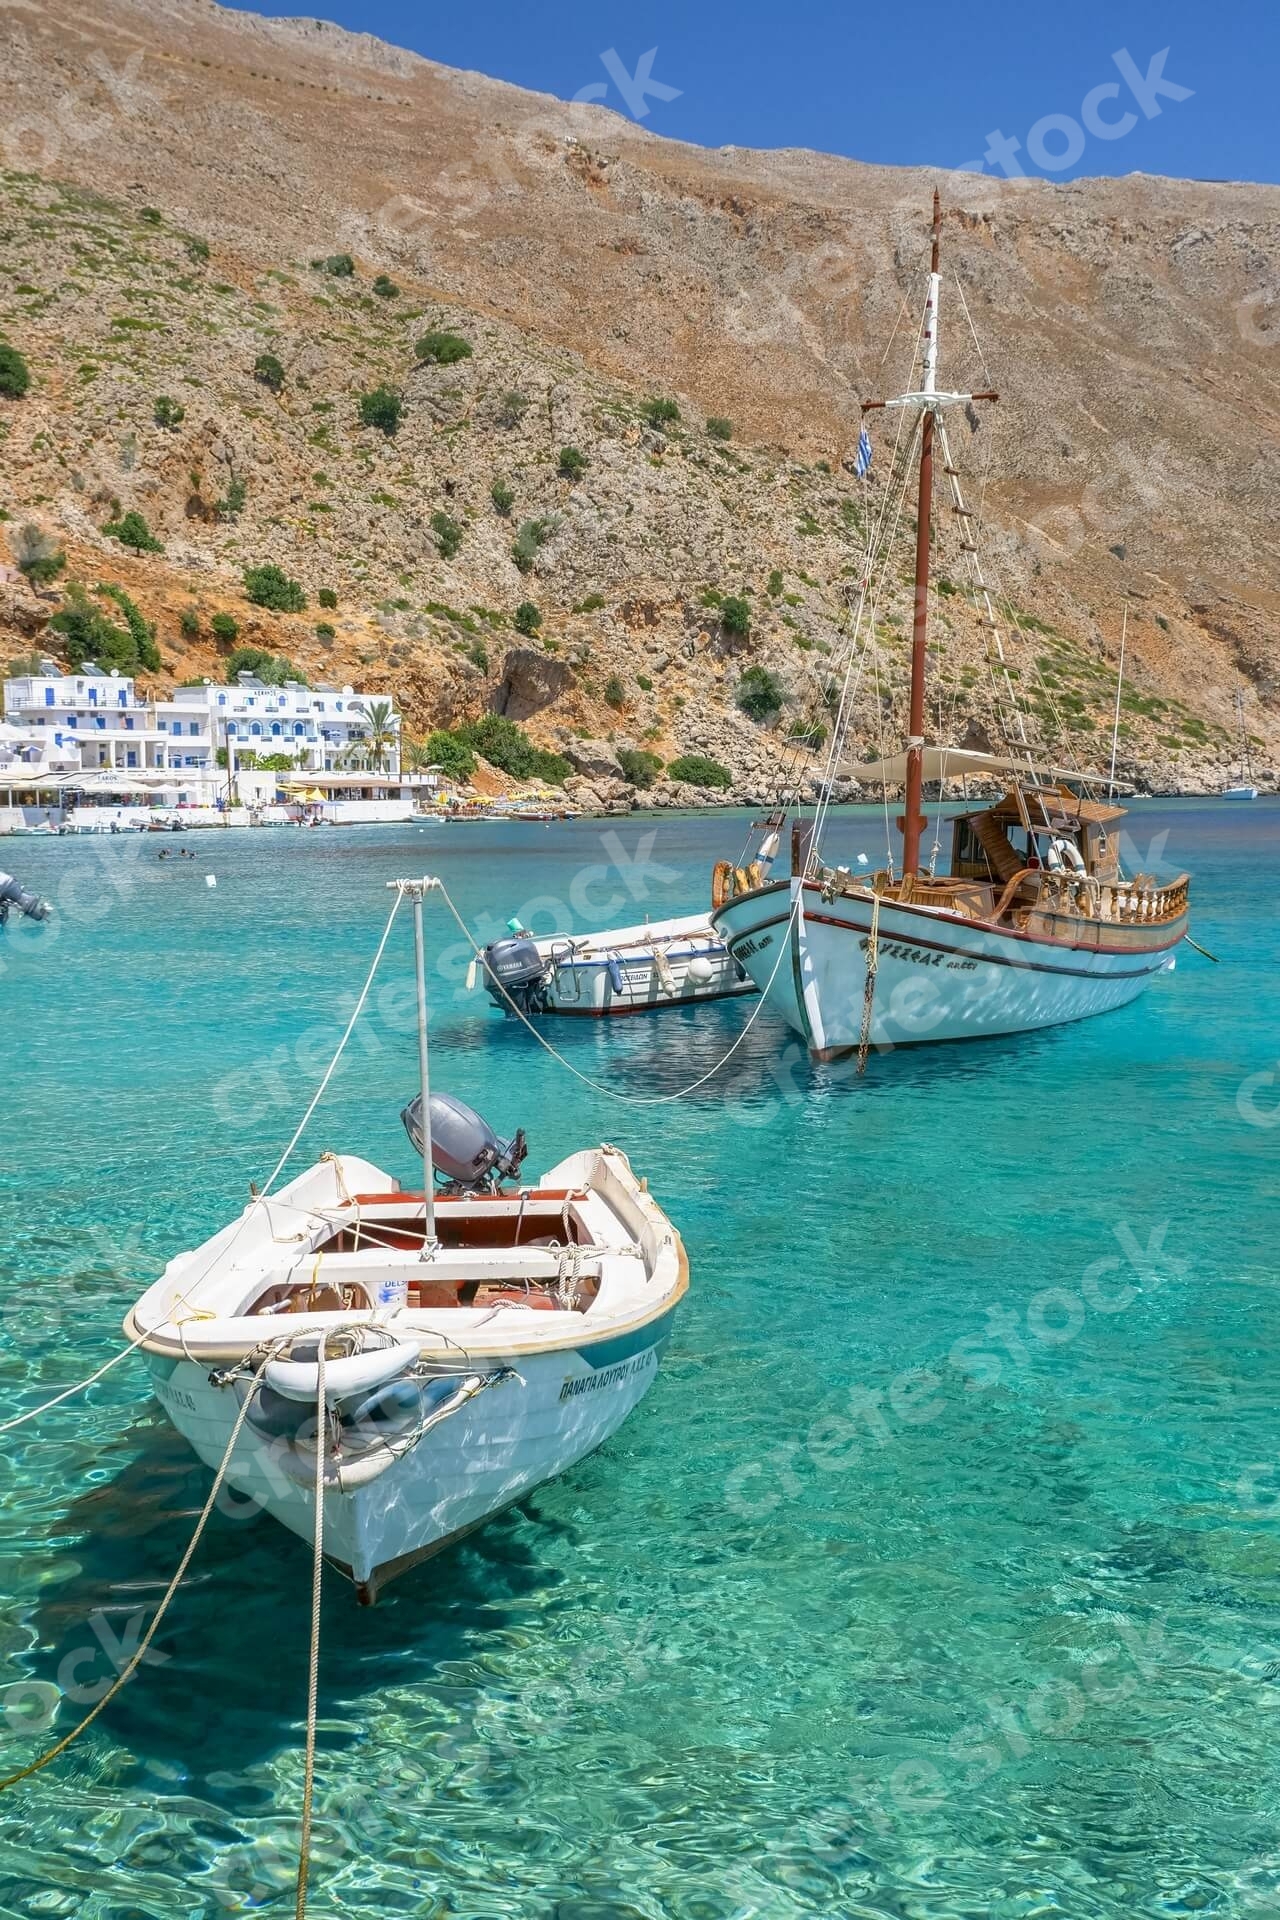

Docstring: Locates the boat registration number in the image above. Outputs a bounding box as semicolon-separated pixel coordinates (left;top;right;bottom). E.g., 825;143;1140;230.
735;933;773;960
859;935;976;972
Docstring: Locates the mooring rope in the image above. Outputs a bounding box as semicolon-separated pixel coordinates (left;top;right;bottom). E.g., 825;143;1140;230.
294;1341;326;1919
0;1349;276;1792
856;891;882;1077
438;878;802;1107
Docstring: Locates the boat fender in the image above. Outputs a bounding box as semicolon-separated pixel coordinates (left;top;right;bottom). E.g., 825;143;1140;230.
265;1335;419;1405
687;955;714;984
711;860;734;910
606;956;625;995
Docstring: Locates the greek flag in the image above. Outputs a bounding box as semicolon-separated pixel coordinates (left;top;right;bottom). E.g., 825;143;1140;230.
854;427;872;478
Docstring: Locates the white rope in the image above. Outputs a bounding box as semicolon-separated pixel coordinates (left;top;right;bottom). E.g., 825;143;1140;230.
2;892;406;1433
438;879;801;1106
0;1348;276;1791
0;1330;151;1435
295;1341;325;1918
262;889;403;1197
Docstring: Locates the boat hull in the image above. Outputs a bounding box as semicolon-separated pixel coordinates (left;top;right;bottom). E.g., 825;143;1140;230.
147;1309;677;1598
491;912;754;1017
713;878;1184;1059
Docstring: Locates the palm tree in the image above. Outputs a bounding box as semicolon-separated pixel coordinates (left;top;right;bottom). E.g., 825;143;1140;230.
348;697;398;773
401;734;439;773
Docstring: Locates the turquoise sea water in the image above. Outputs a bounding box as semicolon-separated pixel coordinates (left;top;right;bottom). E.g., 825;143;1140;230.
1;801;1278;1918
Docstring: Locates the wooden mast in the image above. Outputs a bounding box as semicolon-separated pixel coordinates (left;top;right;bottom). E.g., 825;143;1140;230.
902;191;941;877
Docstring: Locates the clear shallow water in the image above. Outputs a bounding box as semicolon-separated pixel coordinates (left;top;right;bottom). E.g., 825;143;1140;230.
1;801;1278;1918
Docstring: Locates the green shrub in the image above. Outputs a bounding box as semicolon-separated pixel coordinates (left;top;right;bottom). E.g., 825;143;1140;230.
425;729;477;781
618;747;664;788
372;274;400;299
415;330;472;365
253;352;285;393
767;568;784;597
11;523;65;586
186;236;210;264
514;600;542;636
706;416;733;440
210;611;239;643
457;714;571;783
468;642;489;672
604;674;626;709
736;664;786;722
317;587;338;609
97;584;161;671
431;510;463;559
721;595;751;637
512;516;555;573
153;394;184;429
641;396;680;430
179;605;200;638
497;389;528;427
139;207;162;225
216;475;248;519
668;753;731;790
0;344;30;399
315;621;335;639
636;673;653;693
102;509;163;554
359;385;402;435
50;582;159;674
787;717;828;748
226;644;306;684
243;564;306;612
317;253;355;277
573;592;606;613
558;445;587;481
490;477;515;516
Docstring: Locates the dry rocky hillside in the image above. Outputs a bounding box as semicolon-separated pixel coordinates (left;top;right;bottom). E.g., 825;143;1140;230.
1;0;1278;804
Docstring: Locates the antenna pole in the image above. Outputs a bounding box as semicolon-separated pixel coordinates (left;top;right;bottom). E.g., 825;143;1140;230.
1107;606;1128;800
902;191;942;877
390;877;440;1247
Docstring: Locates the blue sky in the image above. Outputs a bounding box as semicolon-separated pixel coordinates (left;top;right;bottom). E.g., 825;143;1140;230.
230;0;1274;184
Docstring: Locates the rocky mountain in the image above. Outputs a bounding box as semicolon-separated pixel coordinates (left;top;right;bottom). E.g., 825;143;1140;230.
1;0;1278;802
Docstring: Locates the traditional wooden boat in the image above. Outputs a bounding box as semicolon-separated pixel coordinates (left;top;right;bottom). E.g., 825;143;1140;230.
127;880;687;1600
712;196;1191;1061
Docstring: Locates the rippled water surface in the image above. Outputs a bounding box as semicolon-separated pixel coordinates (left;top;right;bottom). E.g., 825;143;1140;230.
1;802;1278;1917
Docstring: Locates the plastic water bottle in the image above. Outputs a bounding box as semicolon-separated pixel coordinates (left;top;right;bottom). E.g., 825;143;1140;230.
376;1274;408;1314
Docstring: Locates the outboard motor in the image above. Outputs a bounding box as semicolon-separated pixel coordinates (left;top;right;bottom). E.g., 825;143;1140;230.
401;1091;528;1192
481;932;550;1015
0;873;52;928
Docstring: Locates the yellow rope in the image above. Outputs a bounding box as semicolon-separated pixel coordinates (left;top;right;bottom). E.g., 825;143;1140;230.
295;1340;326;1918
856;891;882;1077
0;1351;274;1791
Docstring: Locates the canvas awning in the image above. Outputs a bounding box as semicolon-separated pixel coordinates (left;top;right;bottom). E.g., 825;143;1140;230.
842;747;1103;787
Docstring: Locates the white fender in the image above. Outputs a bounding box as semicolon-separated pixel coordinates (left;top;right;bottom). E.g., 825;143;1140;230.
265;1336;419;1405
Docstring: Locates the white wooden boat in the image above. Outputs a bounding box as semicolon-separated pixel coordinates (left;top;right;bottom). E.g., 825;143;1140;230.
711;196;1191;1062
479;910;755;1017
126;880;688;1600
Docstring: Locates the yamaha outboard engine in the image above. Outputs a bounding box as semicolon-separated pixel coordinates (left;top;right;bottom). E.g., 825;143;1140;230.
0;872;52;928
401;1091;528;1192
481;932;550;1015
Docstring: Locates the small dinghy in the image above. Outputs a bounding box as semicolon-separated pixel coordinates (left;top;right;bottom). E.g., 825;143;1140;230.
127;879;687;1601
479;910;755;1017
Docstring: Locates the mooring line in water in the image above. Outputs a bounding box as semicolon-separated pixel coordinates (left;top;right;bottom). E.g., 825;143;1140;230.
1182;931;1220;964
0;1350;275;1794
0;1328;153;1435
435;879;802;1106
295;1342;326;1919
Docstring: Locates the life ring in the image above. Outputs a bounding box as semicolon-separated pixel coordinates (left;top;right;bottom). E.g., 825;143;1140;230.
265;1333;419;1406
